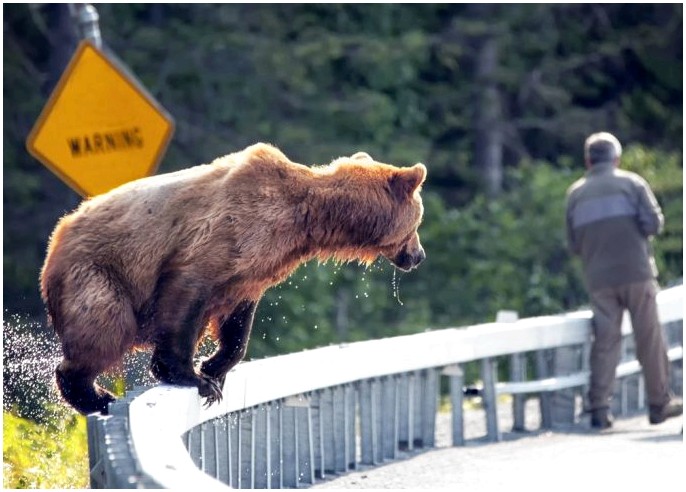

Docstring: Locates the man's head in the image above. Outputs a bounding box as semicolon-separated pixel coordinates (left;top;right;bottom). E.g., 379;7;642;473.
584;132;622;169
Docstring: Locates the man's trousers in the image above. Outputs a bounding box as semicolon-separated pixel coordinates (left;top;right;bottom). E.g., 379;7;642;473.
587;279;672;410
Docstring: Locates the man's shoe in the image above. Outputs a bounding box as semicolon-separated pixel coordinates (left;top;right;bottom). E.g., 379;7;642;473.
649;397;683;425
590;408;613;430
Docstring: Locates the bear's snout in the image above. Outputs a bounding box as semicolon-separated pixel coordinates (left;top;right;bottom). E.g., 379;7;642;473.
389;243;426;272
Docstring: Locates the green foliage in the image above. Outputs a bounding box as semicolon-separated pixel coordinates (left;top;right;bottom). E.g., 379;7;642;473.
403;161;587;328
2;410;88;489
620;145;683;283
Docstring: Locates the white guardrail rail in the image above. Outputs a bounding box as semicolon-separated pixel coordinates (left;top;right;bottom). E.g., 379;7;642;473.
87;284;683;489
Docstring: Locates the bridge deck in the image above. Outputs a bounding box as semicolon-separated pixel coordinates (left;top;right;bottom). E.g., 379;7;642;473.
312;399;684;490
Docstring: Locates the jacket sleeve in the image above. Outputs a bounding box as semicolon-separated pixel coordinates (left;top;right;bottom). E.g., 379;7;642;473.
565;199;580;256
635;178;664;237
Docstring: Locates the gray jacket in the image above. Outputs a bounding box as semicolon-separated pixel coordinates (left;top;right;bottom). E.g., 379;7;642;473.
565;162;663;291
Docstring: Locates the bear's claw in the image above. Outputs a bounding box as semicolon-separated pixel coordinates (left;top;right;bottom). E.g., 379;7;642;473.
198;374;223;407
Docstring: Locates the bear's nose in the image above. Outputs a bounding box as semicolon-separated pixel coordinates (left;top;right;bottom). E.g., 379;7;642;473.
388;243;426;272
414;247;426;266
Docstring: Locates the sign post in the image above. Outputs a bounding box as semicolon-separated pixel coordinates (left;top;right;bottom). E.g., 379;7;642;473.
27;40;175;197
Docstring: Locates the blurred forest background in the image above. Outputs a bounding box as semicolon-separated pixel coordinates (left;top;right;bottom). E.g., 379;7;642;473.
2;4;683;487
3;2;683;415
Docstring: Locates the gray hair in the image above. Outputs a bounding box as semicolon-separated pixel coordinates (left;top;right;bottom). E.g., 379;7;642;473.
584;132;622;165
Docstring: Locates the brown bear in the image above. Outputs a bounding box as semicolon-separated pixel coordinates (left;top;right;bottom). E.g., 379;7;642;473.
40;143;426;415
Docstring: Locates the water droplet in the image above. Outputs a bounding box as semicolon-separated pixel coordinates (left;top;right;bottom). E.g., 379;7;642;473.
3;312;157;421
392;269;404;306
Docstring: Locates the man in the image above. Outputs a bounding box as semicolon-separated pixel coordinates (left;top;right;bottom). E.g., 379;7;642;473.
565;131;682;429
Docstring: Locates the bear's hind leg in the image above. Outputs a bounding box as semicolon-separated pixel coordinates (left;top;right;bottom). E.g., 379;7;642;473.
201;300;257;388
56;360;115;415
51;266;138;415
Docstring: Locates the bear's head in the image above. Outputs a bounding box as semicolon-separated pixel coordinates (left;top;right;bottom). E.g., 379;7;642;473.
377;162;426;272
326;152;427;272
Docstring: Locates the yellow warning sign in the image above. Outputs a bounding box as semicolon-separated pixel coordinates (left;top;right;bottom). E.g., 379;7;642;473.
26;40;174;197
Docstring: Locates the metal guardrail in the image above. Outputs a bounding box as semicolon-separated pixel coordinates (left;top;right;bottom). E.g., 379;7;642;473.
87;285;683;488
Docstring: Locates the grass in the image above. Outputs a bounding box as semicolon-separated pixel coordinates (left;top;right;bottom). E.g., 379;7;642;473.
3;410;89;489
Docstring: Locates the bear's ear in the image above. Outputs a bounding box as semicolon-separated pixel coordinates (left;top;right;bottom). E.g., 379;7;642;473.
351;152;373;161
388;163;426;201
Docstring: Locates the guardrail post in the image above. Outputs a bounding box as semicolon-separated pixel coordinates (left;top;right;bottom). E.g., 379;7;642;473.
665;320;683;397
495;310;525;432
210;413;232;486
510;353;527;431
412;369;438;448
481;357;500;442
186;422;203;475
253;404;271;489
301;398;315;486
239;409;254;488
203;418;219;482
358;380;373;465
535;349;553;429
313;386;350;477
380;376;399;460
270;403;283;488
396;373;414;451
332;385;350;471
345;384;357;470
581;338;592;416
612;334;629;417
442;364;464;446
316;388;333;477
310;391;323;479
412;371;424;448
551;346;580;426
621;334;642;414
359;378;383;465
227;412;240;488
282;395;314;487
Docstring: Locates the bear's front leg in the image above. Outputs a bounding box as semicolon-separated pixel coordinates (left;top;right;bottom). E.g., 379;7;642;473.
201;300;257;389
150;339;223;405
149;277;223;405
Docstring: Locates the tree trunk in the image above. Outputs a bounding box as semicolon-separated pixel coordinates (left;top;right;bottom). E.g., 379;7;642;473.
43;4;79;96
473;34;503;197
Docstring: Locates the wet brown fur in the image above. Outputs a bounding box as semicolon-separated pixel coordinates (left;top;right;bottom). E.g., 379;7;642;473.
40;143;426;414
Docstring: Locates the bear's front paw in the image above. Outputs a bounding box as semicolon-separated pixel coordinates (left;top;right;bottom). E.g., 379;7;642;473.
198;374;223;408
201;370;227;390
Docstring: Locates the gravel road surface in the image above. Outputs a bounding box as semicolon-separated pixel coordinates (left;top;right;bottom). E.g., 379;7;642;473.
311;399;684;490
